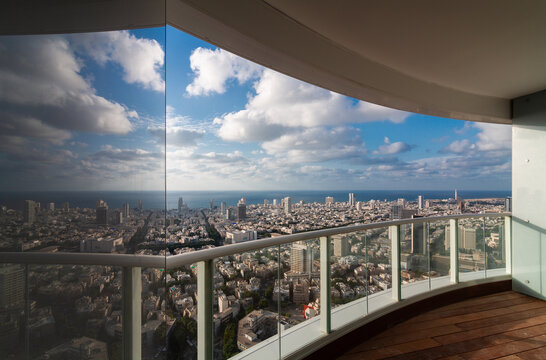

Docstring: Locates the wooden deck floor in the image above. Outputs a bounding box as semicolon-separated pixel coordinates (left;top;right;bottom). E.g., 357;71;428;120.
335;291;546;360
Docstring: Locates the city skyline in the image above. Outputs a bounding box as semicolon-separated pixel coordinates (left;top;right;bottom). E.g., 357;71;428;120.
0;27;511;192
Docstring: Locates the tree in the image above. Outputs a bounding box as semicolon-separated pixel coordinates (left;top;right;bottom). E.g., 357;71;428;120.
265;286;273;299
258;298;268;309
222;321;239;359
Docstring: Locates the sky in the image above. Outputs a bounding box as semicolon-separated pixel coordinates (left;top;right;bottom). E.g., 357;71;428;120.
0;26;511;192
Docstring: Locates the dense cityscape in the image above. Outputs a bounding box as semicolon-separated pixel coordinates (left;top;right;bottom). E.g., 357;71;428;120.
0;191;508;359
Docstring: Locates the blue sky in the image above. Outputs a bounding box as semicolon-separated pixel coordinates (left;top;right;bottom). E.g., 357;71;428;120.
0;26;511;191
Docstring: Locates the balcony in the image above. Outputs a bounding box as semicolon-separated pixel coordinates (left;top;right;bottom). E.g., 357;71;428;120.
0;213;512;359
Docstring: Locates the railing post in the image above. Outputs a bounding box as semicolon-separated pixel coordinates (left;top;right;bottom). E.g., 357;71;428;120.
197;260;213;360
505;216;512;275
122;266;141;360
320;236;331;334
390;225;401;302
25;264;30;360
450;219;459;284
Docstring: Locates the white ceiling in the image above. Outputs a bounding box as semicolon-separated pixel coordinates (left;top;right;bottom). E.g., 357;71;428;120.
2;0;545;123
265;0;546;100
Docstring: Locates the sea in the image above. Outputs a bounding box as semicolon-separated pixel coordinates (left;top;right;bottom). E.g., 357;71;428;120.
0;190;511;211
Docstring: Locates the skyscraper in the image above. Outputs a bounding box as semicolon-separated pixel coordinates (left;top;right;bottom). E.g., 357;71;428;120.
349;193;356;206
48;202;55;211
455;189;458;200
178;197;184;213
237;203;246;221
0;264;24;309
272;199;278;206
418;195;424;210
210;198;214;210
284;196;291;215
63;202;70;212
333;235;349;257
505;197;512;212
96;200;108;225
123;203;130;218
23;200;35;224
290;242;313;274
264;199;269;206
325;196;334;206
138;199;142;212
220;201;226;215
411;216;425;254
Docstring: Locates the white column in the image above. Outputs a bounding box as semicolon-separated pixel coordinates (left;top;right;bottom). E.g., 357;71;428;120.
390;225;401;301
197;260;213;360
320;236;331;334
122;266;141;360
450;219;459;284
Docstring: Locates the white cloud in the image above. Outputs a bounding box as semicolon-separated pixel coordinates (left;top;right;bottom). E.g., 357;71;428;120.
74;31;165;92
440;139;474;154
473;123;511;151
0;35;136;135
213;69;410;143
186;48;262;96
149;107;207;148
373;137;413;155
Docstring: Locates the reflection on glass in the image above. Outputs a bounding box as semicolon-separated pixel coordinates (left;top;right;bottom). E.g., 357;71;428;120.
458;218;486;281
428;220;451;290
486;217;506;276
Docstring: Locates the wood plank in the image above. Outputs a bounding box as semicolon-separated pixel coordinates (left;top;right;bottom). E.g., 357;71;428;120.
459;334;546;359
434;318;546;345
406;296;537;324
342;338;441;360
455;304;546;330
346;324;461;353
515;346;546;360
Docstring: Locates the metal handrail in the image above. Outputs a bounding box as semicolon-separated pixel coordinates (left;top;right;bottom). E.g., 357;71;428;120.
0;212;510;269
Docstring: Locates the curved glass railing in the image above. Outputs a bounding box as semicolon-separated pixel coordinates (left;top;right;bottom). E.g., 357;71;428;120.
0;213;511;359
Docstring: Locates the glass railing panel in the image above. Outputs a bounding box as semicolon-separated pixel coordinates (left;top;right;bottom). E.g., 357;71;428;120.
485;216;507;277
400;222;429;299
24;264;123;359
428;220;451;291
216;247;280;360
330;230;370;331
367;226;394;312
279;238;321;358
142;266;167;360
167;262;198;359
458;218;486;281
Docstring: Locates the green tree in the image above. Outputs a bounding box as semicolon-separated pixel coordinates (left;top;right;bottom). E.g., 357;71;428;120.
222;321;239;358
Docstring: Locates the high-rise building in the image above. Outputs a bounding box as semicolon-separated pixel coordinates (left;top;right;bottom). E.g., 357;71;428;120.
455;189;458;200
272;199;278;206
210;198;214;210
333;235;349;257
178;197;184;213
284;196;291;215
238;197;246;205
349;193;356;206
138;199;143;212
0;264;24;309
23;200;35;224
418;195;424;210
292;279;310;305
397;198;406;207
63;202;70;212
445;226;477;250
411;216;425;254
325;196;334;206
113;210;123;225
123;203;130;218
96;200;108;225
290;242;313;274
264;199;269;206
220;202;226;215
48;202;55;211
392;205;418;220
237;203;246;221
505;197;512;212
